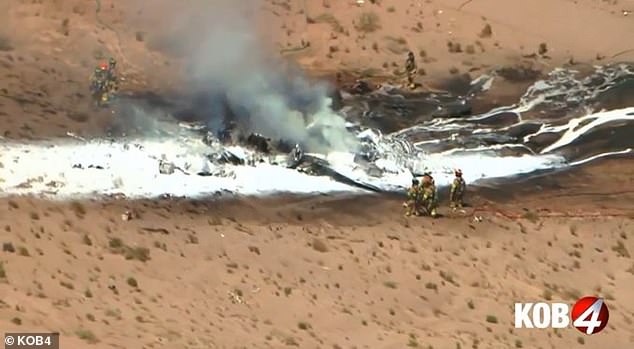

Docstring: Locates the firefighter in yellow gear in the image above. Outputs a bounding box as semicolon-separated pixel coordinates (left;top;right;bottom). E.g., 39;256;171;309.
90;63;110;106
419;173;438;218
449;169;466;209
403;178;422;216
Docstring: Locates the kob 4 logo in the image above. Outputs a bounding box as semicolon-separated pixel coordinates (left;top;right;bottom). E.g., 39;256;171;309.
514;296;609;335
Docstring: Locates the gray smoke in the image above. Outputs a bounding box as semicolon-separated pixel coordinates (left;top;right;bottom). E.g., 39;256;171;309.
135;0;359;153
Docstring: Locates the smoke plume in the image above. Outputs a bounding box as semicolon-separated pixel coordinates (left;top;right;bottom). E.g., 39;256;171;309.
136;0;359;153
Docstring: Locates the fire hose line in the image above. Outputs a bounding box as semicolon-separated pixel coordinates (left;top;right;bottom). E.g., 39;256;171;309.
467;206;634;220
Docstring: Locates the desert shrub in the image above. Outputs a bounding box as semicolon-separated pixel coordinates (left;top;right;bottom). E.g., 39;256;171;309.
355;12;381;33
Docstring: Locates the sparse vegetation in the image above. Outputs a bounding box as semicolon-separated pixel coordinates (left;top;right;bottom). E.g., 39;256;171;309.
497;64;542;82
384;36;408;54
355;12;381;33
154;241;167;251
109;238;151;262
70;201;86;217
407;333;419;347
186;234;199;244
125;246;150;261
0;35;13;51
309;13;344;33
72;5;85;15
486;315;498;324
11;317;22;325
18;246;30;257
480;23;492;38
135;31;145;42
522;210;539;223
75;329;98;343
563;288;581;301
61;18;70;36
612;240;630;258
82;235;92;246
127;277;138;288
68;112;89;123
542;288;553;300
448;41;462;53
284;336;299;346
109;237;123;249
383;281;398;289
439;271;457;285
538;43;548;55
60;281;74;290
105;309;122;319
297;321;311;330
3;242;15;253
0;262;6;280
311;238;328;252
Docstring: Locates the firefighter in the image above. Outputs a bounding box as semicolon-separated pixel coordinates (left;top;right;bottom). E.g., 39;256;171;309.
405;51;417;89
449;169;466;209
403;178;422;216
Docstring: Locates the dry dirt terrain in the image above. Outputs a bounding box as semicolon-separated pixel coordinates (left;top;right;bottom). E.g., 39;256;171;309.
2;0;634;140
0;0;633;348
0;160;633;349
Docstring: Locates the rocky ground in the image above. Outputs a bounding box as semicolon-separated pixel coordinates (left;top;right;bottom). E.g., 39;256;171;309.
0;0;633;348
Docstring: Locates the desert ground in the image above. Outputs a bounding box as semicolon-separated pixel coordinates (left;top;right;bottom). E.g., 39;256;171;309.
1;0;634;348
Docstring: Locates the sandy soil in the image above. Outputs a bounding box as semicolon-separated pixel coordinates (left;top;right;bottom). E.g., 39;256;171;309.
2;0;634;140
1;1;634;348
0;158;633;348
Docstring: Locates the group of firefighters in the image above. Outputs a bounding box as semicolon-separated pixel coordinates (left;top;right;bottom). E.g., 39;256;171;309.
404;169;466;218
89;57;119;106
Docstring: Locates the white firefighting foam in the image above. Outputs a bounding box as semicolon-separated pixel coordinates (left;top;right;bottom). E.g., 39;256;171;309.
0;137;563;199
0;105;631;199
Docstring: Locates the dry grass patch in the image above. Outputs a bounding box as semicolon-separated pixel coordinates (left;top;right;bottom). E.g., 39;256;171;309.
479;23;492;38
0;262;6;280
108;238;151;262
612;240;630;258
309;13;345;33
355;12;381;33
75;329;98;343
311;238;328;252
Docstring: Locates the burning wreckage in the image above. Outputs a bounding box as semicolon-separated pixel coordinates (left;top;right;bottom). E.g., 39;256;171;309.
156;121;417;193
